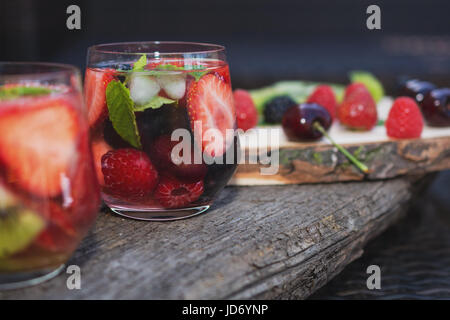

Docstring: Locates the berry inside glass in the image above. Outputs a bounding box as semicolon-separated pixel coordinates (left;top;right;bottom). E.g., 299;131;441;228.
86;42;239;220
0;62;101;289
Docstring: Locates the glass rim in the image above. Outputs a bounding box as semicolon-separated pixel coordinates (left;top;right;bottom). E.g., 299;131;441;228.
88;41;226;56
0;62;80;81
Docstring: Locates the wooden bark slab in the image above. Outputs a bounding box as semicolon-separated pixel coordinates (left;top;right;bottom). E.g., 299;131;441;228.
230;125;450;186
0;175;425;300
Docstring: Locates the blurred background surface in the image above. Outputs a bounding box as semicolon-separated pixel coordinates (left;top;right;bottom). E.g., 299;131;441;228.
1;0;449;299
0;0;449;92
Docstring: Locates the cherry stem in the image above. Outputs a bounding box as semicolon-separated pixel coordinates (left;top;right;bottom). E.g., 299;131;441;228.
313;122;369;174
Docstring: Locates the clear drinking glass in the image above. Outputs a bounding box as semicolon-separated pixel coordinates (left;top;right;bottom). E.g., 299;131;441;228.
0;62;101;289
86;41;239;220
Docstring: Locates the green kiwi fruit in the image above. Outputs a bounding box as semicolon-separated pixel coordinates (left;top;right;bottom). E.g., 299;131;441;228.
0;187;45;259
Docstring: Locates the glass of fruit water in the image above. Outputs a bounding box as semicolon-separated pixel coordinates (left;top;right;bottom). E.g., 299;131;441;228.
86;41;239;220
0;62;101;289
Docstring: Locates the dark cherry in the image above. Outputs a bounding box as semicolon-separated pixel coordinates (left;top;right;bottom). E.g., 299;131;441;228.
282;103;332;141
103;119;130;149
149;135;207;183
421;88;450;127
398;79;436;104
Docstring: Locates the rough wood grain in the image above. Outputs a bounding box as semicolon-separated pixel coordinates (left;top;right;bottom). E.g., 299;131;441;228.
230;135;450;185
0;176;424;300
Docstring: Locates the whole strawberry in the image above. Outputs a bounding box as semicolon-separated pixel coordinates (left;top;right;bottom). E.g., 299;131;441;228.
306;85;337;120
386;97;424;139
233;89;258;130
338;84;377;130
343;82;367;100
101;148;159;201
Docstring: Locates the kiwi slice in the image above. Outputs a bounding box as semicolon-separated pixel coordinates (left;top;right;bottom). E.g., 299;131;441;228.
0;187;45;259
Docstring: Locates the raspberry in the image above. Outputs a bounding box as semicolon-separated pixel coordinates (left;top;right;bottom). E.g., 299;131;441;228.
306;85;337;120
101;149;159;200
386;97;424;139
154;176;204;209
338;85;378;130
233;89;258;130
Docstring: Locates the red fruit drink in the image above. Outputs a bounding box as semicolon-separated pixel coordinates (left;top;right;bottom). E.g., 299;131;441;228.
0;63;100;289
86;42;239;220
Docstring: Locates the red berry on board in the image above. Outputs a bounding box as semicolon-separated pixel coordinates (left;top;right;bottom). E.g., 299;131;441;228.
233;89;258;131
101;148;159;200
386;97;424;139
338;85;377;130
343;82;368;100
306;85;337;120
154;176;204;209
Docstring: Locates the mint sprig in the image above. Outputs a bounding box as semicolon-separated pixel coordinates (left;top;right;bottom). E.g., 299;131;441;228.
148;62;208;81
0;86;52;100
106;80;142;149
132;54;147;72
134;96;175;111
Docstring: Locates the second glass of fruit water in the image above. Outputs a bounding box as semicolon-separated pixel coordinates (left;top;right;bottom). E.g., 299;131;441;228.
0;62;101;289
86;41;239;220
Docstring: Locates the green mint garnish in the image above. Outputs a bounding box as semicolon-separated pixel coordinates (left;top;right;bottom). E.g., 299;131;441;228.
132;54;147;72
189;71;208;81
105;80;142;149
185;64;207;81
153;64;184;71
148;63;208;81
0;86;52;100
134;96;175;112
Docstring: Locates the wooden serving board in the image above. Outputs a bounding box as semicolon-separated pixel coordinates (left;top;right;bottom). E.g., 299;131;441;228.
230;98;450;186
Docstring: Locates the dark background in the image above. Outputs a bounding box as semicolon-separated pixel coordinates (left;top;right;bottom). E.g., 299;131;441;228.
1;0;449;92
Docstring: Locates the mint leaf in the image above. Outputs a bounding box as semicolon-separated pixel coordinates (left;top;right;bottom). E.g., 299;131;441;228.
154;64;184;71
134;95;175;111
185;64;207;81
105;81;142;149
148;63;207;81
0;86;52;100
189;71;207;81
132;54;147;72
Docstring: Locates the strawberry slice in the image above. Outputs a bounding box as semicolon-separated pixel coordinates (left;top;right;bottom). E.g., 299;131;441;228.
0;97;79;197
91;138;112;186
213;64;231;85
84;68;115;127
187;73;235;157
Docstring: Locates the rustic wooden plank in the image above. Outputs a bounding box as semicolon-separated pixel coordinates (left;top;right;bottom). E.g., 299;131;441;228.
230;127;450;185
0;176;424;299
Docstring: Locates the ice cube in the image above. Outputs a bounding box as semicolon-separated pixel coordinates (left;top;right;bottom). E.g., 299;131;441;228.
157;74;186;100
129;75;160;105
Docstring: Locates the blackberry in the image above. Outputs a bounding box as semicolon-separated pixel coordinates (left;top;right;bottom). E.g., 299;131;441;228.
263;95;297;124
116;64;132;71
